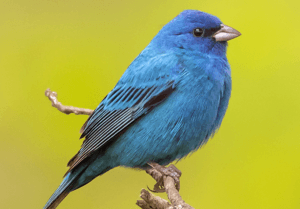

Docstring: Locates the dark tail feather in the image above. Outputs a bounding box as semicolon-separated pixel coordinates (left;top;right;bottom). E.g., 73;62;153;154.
44;165;88;209
43;172;74;209
44;190;69;209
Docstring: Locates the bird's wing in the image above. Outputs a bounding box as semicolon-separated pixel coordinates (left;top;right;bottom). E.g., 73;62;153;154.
66;56;182;174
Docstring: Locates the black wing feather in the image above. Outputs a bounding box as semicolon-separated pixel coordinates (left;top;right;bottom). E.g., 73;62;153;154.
66;80;175;173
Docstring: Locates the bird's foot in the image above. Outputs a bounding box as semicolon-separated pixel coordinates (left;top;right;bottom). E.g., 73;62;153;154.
146;162;181;193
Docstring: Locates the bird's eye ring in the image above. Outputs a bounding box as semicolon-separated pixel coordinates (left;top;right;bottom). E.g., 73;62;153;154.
193;28;204;37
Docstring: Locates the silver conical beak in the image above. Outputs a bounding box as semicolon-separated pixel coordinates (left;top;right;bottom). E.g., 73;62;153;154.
212;24;241;41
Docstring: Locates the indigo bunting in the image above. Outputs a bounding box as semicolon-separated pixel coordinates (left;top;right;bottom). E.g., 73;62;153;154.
44;10;240;209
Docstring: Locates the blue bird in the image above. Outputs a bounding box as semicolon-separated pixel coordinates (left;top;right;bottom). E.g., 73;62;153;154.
44;10;240;209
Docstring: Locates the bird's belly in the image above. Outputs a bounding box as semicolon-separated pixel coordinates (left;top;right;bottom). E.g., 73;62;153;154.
105;81;224;168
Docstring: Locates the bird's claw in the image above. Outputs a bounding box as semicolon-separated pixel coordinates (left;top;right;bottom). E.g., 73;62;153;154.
147;163;181;193
147;183;165;193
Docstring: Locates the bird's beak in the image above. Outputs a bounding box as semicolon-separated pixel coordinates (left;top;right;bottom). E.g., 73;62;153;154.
212;24;241;42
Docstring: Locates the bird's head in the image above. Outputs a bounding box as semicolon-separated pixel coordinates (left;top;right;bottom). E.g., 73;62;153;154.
151;10;241;57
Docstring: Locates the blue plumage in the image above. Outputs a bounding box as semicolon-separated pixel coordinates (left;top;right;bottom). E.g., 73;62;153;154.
44;10;240;209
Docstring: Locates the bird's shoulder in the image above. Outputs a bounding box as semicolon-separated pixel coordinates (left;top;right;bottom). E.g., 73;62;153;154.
116;51;184;86
67;52;184;173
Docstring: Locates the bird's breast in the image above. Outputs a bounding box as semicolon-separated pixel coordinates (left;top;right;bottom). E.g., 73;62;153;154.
107;56;231;167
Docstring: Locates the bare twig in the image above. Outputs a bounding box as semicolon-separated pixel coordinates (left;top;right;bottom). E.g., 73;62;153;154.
45;88;93;115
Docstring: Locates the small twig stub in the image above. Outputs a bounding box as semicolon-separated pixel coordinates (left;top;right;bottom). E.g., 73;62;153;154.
45;88;93;115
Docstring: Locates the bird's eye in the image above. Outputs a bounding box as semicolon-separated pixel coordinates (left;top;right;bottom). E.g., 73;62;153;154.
193;28;204;37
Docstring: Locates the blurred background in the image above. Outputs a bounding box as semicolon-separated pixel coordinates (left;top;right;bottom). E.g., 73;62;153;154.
1;0;299;208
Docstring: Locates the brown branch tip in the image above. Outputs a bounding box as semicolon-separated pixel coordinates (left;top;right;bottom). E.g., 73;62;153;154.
45;88;93;115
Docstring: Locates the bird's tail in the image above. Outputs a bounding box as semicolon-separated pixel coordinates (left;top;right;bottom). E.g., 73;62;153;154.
43;165;87;209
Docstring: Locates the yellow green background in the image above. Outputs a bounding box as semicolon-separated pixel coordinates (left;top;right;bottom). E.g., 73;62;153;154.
1;0;299;208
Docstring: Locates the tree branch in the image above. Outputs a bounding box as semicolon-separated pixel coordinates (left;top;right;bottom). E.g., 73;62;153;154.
137;168;194;209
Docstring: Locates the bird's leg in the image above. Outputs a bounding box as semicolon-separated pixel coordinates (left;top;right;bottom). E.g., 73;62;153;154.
146;162;182;193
